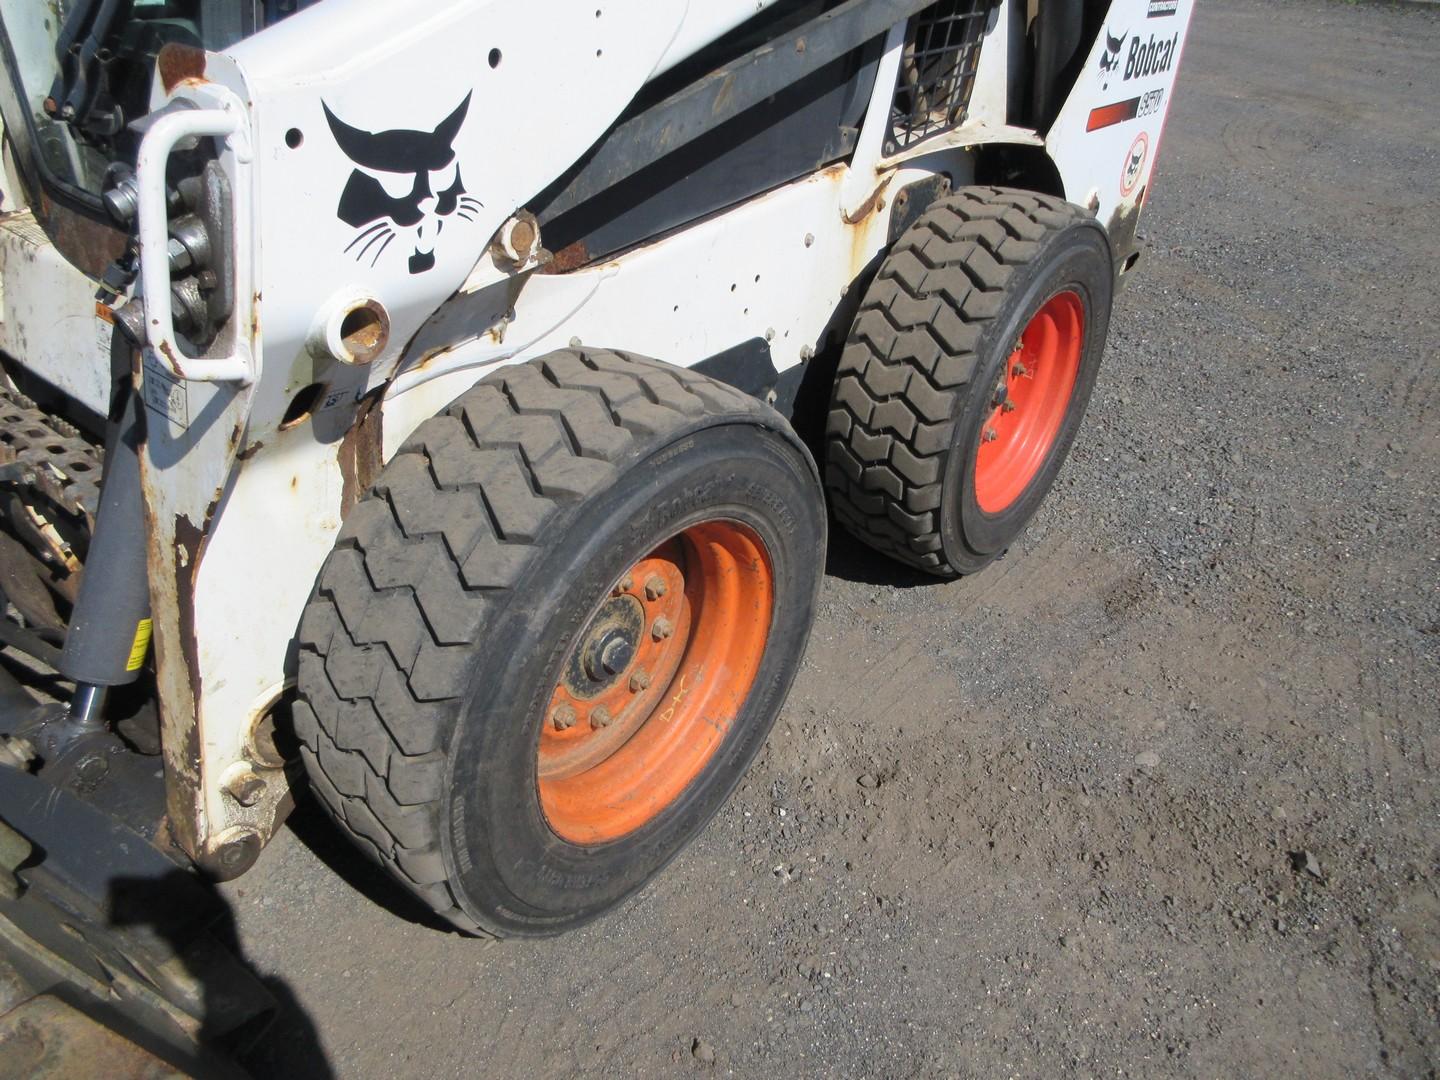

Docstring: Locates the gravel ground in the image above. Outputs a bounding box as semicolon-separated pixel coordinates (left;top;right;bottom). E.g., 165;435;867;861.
225;2;1440;1076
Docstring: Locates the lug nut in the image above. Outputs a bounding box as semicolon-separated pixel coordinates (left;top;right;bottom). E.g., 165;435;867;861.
644;575;668;600
1002;400;1017;413
552;704;577;731
652;617;674;641
629;669;651;693
613;574;634;596
983;428;998;443
591;706;613;729
1012;361;1029;378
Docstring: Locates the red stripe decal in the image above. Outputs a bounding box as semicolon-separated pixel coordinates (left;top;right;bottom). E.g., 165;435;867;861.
1087;98;1140;132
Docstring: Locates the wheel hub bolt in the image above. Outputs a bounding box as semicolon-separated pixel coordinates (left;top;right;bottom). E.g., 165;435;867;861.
1012;361;1029;378
590;706;613;729
585;631;635;679
1002;400;1016;413
983;428;998;443
552;704;577;731
644;575;668;600
652;616;674;641
613;574;634;596
629;668;651;693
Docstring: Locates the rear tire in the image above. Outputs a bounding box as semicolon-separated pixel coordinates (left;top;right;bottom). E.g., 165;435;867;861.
825;186;1112;576
294;349;824;937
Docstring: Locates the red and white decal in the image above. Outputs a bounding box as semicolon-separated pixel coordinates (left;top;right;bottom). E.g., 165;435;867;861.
1121;131;1149;197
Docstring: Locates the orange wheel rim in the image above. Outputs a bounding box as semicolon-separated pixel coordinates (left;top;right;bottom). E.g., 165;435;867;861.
537;521;773;845
974;290;1085;514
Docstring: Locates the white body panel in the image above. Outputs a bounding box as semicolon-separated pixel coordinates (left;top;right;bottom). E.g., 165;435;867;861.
0;212;112;415
1046;0;1194;269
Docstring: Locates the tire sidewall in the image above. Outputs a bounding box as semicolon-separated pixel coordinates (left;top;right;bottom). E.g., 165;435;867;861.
442;423;823;935
940;222;1113;568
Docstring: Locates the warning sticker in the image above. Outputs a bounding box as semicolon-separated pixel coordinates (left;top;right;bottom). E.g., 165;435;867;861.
142;352;189;430
127;618;153;672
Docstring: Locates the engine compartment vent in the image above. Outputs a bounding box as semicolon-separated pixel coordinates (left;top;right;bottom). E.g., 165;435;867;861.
887;0;990;155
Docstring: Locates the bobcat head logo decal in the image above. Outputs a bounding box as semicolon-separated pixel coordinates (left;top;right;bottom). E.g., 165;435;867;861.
323;93;483;274
1098;27;1125;89
1121;132;1149;197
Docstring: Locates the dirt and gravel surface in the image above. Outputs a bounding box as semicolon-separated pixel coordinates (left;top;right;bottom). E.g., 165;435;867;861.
223;2;1440;1075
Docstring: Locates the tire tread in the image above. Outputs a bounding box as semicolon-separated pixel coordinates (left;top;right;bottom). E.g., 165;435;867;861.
824;186;1090;575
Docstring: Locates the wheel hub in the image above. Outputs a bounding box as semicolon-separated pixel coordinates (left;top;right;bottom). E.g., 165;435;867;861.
537;523;774;845
973;290;1085;515
563;596;644;698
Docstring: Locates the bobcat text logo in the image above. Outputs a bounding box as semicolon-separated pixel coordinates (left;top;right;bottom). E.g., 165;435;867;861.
323;93;483;275
1124;33;1179;81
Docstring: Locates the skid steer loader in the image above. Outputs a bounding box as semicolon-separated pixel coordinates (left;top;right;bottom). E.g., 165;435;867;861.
0;0;1194;973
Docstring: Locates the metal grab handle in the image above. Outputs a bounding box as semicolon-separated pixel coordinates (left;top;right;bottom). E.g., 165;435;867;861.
135;101;254;384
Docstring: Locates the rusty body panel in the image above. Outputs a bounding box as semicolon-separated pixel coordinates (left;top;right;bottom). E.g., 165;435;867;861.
337;390;384;518
0;996;187;1079
31;197;127;282
156;42;208;94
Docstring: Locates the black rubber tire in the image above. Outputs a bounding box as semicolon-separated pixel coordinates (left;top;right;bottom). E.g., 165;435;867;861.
293;349;825;937
825;186;1113;576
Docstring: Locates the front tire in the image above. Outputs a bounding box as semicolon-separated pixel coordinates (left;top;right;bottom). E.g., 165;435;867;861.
294;350;825;937
825;186;1113;576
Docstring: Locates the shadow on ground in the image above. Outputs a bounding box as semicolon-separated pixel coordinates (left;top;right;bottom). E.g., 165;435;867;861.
106;869;334;1077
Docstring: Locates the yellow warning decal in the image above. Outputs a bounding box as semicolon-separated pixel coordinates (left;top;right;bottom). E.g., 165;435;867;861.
126;618;153;671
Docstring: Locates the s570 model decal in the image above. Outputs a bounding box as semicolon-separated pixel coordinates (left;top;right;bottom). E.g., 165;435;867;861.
323;93;483;275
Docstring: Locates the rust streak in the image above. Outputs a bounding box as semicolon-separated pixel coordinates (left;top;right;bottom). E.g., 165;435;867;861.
544;240;592;274
337;389;384;520
156;341;189;380
157;43;207;94
842;174;894;225
168;502;216;846
34;193;127;278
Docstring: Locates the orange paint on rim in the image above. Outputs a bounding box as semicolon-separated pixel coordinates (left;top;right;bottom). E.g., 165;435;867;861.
537;521;773;845
974;290;1085;514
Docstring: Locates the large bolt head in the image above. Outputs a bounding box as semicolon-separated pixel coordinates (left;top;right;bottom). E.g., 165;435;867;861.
101;176;140;226
585;630;634;679
598;635;634;676
208;827;263;880
74;753;109;785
